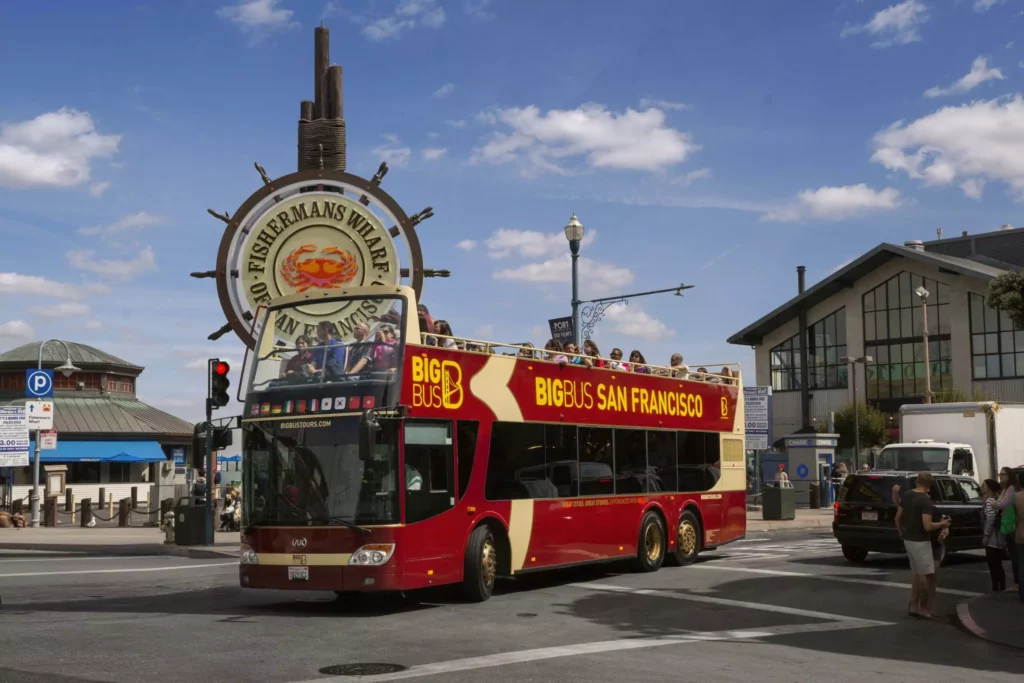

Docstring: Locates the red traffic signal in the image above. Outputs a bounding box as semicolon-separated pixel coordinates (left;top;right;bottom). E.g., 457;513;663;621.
209;358;231;409
214;361;230;376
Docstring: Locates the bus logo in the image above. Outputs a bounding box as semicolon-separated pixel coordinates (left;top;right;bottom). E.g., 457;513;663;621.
411;355;464;410
721;397;729;419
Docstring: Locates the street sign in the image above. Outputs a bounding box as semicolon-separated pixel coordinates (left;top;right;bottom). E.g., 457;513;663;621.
25;369;54;398
39;430;57;450
172;446;186;473
548;317;574;346
26;400;54;430
744;386;772;451
0;406;29;467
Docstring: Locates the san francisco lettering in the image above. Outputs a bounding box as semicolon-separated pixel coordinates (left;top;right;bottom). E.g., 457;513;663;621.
534;377;704;418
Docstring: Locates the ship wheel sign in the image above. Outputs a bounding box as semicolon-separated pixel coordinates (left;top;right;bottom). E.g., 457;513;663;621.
197;164;439;349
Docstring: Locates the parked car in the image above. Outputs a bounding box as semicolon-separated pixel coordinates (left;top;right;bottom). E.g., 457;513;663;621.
832;470;985;564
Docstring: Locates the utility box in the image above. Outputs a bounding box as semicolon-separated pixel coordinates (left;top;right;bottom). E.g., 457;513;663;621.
174;498;207;546
762;485;796;520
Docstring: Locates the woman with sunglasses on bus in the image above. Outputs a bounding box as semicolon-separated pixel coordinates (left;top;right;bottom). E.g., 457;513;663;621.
629;350;650;374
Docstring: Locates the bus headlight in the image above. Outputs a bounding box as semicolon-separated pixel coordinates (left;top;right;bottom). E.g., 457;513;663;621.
348;543;395;566
240;544;259;565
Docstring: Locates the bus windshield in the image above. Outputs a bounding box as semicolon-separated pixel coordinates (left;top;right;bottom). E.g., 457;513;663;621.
246;294;407;399
243;417;401;526
876;447;950;472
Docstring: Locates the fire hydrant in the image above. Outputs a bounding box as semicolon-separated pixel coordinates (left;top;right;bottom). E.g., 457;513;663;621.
160;510;175;544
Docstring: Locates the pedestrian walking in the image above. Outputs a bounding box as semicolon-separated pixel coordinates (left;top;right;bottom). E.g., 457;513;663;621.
895;471;951;620
981;478;1008;593
995;467;1020;592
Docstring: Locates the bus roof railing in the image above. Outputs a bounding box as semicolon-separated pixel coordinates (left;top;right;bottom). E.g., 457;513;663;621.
417;333;741;385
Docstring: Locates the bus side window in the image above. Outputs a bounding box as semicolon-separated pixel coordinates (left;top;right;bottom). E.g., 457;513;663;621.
677;432;713;493
457;421;479;502
404;420;455;523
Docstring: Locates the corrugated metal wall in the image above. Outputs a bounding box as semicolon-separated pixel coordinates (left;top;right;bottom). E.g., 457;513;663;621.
973;380;1024;403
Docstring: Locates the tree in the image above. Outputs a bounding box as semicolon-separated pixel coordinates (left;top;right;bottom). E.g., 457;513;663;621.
833;403;888;452
986;271;1024;328
933;386;992;403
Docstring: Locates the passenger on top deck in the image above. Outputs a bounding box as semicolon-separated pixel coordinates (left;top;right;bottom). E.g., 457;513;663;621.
629;350;650;374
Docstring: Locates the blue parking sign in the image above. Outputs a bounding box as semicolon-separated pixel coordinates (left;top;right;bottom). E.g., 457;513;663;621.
25;369;54;398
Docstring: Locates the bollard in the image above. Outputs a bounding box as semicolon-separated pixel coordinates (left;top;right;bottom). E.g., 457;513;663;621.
65;488;73;512
98;487;106;510
160;497;173;519
146;490;151;511
131;486;138;509
80;498;93;527
44;496;58;527
809;483;821;509
108;492;113;515
12;500;23;515
71;494;76;524
118;498;130;527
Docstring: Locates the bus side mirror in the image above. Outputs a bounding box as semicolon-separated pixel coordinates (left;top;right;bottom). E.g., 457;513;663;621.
360;412;379;462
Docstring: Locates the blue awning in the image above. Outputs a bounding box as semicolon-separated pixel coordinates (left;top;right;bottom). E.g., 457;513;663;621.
218;455;242;463
27;440;168;464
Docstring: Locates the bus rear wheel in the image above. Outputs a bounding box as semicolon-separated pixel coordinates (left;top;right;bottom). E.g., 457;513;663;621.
633;511;666;572
667;510;702;566
462;525;498;602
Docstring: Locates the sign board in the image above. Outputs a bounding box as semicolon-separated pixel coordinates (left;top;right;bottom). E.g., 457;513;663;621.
26;401;54;430
744;386;772;451
25;369;54;398
796;463;810;479
172;447;186;473
39;430;57;450
0;406;30;467
548;317;574;346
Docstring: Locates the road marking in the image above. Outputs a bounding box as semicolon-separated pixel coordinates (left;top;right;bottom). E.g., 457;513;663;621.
0;556;126;565
0;561;237;579
291;620;887;683
956;603;985;638
732;538;771;544
573;582;891;625
690;564;983;597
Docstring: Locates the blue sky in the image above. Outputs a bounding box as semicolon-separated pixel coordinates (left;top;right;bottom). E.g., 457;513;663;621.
1;0;1023;425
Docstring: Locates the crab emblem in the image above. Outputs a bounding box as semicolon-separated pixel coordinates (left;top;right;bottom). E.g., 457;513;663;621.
281;244;359;292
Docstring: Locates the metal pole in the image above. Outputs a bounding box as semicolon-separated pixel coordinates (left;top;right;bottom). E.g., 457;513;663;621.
852;361;860;471
570;239;581;348
204;400;214;546
921;301;932;403
29;339;70;528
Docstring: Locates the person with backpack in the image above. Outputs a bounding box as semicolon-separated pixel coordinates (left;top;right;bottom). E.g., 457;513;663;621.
981;478;1008;593
995;467;1019;592
192;469;208;505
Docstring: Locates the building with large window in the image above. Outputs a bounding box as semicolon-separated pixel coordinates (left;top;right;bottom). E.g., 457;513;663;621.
728;226;1023;444
0;341;194;509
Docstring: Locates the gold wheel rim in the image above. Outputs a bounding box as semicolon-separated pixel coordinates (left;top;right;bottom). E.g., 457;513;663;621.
644;523;663;562
678;521;697;556
481;539;497;588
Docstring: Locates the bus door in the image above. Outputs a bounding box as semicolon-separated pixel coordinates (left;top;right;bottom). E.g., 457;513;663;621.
401;420;459;582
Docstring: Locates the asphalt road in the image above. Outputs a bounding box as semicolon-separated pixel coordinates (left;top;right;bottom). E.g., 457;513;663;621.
1;530;1022;683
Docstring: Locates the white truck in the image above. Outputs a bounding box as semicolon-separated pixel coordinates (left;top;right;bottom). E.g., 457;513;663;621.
874;402;1024;482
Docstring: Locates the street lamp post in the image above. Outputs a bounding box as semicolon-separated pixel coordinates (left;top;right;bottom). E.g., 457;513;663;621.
915;286;932;404
29;340;79;528
564;213;585;348
840;355;873;470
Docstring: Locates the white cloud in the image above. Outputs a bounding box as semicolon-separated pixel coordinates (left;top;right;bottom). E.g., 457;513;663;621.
601;303;674;341
427;131;440;139
961;177;986;200
975;0;1001;10
83;319;103;330
0;108;121;189
0;273;86;299
639;98;690;111
871;95;1024;199
371;136;412;168
473;324;495;339
673;167;712;187
0;320;33;341
840;0;929;48
464;0;495;20
27;301;91;317
455;239;477;251
66;245;157;281
485;228;598;259
493;254;633;297
472;104;699;175
762;184;902;222
446;119;467;128
924;56;1004;98
433;83;455;99
364;0;445;41
88;181;111;197
422;147;448;161
78;211;164;238
216;0;296;34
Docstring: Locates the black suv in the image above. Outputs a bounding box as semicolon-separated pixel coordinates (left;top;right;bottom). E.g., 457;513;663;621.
833;471;985;563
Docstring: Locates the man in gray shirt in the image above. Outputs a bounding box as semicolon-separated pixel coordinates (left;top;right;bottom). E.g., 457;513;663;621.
895;471;951;620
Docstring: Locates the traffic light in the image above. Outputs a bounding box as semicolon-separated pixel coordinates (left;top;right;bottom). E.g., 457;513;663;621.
212;425;233;450
209;359;230;409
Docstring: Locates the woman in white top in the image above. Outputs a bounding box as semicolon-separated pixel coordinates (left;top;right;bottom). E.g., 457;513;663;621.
433;319;459;350
982;478;1008;592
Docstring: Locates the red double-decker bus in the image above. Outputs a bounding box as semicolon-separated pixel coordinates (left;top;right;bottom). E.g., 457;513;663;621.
238;286;746;601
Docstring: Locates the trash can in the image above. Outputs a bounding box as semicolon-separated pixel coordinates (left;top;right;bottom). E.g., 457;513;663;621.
174;497;207;546
808;483;820;509
762;485;796;521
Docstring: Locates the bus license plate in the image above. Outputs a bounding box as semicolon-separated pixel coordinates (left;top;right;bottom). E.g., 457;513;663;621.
288;566;309;581
861;511;878;521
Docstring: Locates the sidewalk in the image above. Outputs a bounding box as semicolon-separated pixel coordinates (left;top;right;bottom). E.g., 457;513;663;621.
957;592;1024;651
746;508;834;533
0;526;240;560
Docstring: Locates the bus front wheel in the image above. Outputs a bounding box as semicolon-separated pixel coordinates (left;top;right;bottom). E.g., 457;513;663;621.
667;510;702;566
462;525;498;602
633;511;666;572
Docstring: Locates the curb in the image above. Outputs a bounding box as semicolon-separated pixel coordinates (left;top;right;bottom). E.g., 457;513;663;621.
746;518;831;532
956;600;1024;651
